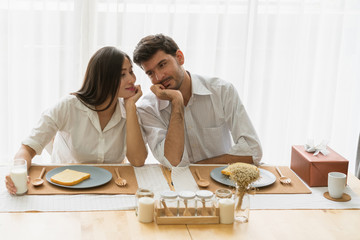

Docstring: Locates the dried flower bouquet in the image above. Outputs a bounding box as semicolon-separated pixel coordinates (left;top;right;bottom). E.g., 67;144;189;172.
228;163;260;212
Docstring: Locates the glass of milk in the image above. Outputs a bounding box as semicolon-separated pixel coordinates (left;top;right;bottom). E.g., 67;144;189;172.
10;159;28;195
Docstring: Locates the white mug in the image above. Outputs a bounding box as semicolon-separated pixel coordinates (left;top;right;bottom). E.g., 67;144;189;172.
328;172;346;199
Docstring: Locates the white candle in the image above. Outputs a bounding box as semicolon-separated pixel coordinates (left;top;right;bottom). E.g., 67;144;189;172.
219;198;235;224
10;167;28;195
138;197;155;223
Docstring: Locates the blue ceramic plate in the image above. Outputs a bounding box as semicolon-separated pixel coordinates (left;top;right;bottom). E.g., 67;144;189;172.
46;165;112;189
210;166;276;188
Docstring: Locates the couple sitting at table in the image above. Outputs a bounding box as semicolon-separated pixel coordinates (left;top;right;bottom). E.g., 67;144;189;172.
5;34;262;194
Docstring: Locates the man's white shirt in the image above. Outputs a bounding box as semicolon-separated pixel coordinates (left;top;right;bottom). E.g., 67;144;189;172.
138;73;262;169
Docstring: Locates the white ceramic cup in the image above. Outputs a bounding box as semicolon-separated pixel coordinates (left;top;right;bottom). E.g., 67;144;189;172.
328;172;347;199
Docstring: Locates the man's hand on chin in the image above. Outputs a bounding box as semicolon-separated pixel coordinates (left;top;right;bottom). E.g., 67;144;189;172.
150;84;183;104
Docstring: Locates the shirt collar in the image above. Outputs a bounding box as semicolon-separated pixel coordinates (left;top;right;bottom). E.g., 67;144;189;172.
104;99;125;132
74;97;125;117
118;98;127;119
190;72;212;96
74;97;125;132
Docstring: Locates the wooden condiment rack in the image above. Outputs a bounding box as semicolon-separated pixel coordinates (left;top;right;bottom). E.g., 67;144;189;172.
155;207;220;225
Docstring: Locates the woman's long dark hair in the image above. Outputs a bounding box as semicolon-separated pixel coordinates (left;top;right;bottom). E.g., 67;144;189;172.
72;46;130;112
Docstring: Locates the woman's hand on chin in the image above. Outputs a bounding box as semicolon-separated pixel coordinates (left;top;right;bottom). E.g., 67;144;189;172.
124;85;142;107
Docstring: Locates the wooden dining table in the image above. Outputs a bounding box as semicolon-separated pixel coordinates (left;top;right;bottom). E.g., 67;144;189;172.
1;171;360;240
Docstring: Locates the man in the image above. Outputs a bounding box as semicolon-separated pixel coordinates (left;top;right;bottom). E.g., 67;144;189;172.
133;34;262;169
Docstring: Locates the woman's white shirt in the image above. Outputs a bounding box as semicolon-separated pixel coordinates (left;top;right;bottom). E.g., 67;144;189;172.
22;95;129;164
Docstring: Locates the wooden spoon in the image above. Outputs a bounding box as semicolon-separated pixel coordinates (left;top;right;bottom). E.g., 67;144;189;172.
275;167;291;185
31;167;46;187
195;169;210;188
201;199;209;216
182;199;192;216
114;168;127;187
161;200;174;216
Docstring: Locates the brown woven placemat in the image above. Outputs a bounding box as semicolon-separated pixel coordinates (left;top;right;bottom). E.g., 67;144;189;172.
189;165;312;194
27;165;138;195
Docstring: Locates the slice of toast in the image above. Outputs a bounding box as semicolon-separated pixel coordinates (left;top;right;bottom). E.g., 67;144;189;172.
50;169;90;186
221;166;232;176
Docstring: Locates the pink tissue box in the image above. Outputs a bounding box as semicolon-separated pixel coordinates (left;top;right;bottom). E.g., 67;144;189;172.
290;145;348;187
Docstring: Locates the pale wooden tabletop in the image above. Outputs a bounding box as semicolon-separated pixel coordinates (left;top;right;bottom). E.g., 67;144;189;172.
1;174;359;240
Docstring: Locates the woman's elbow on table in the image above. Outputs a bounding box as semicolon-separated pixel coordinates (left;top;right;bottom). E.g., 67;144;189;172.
127;151;147;167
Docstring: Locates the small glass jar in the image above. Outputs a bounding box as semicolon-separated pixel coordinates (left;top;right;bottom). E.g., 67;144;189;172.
135;188;154;216
215;188;233;207
178;191;196;216
159;191;178;216
195;190;215;216
215;188;234;224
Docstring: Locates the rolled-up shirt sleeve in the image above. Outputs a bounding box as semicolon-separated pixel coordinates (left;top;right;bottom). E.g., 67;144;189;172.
138;99;190;169
223;83;263;165
22;100;66;155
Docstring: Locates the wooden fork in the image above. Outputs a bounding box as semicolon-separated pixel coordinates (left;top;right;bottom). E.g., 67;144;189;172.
114;168;127;187
275;167;291;185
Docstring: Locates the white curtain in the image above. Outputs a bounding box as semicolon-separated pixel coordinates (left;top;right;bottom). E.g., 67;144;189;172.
356;134;360;178
1;0;360;172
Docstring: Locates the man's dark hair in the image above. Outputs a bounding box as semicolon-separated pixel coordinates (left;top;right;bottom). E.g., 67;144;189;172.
133;34;179;67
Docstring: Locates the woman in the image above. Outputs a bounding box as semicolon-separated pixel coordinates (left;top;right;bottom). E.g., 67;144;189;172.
5;46;147;194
